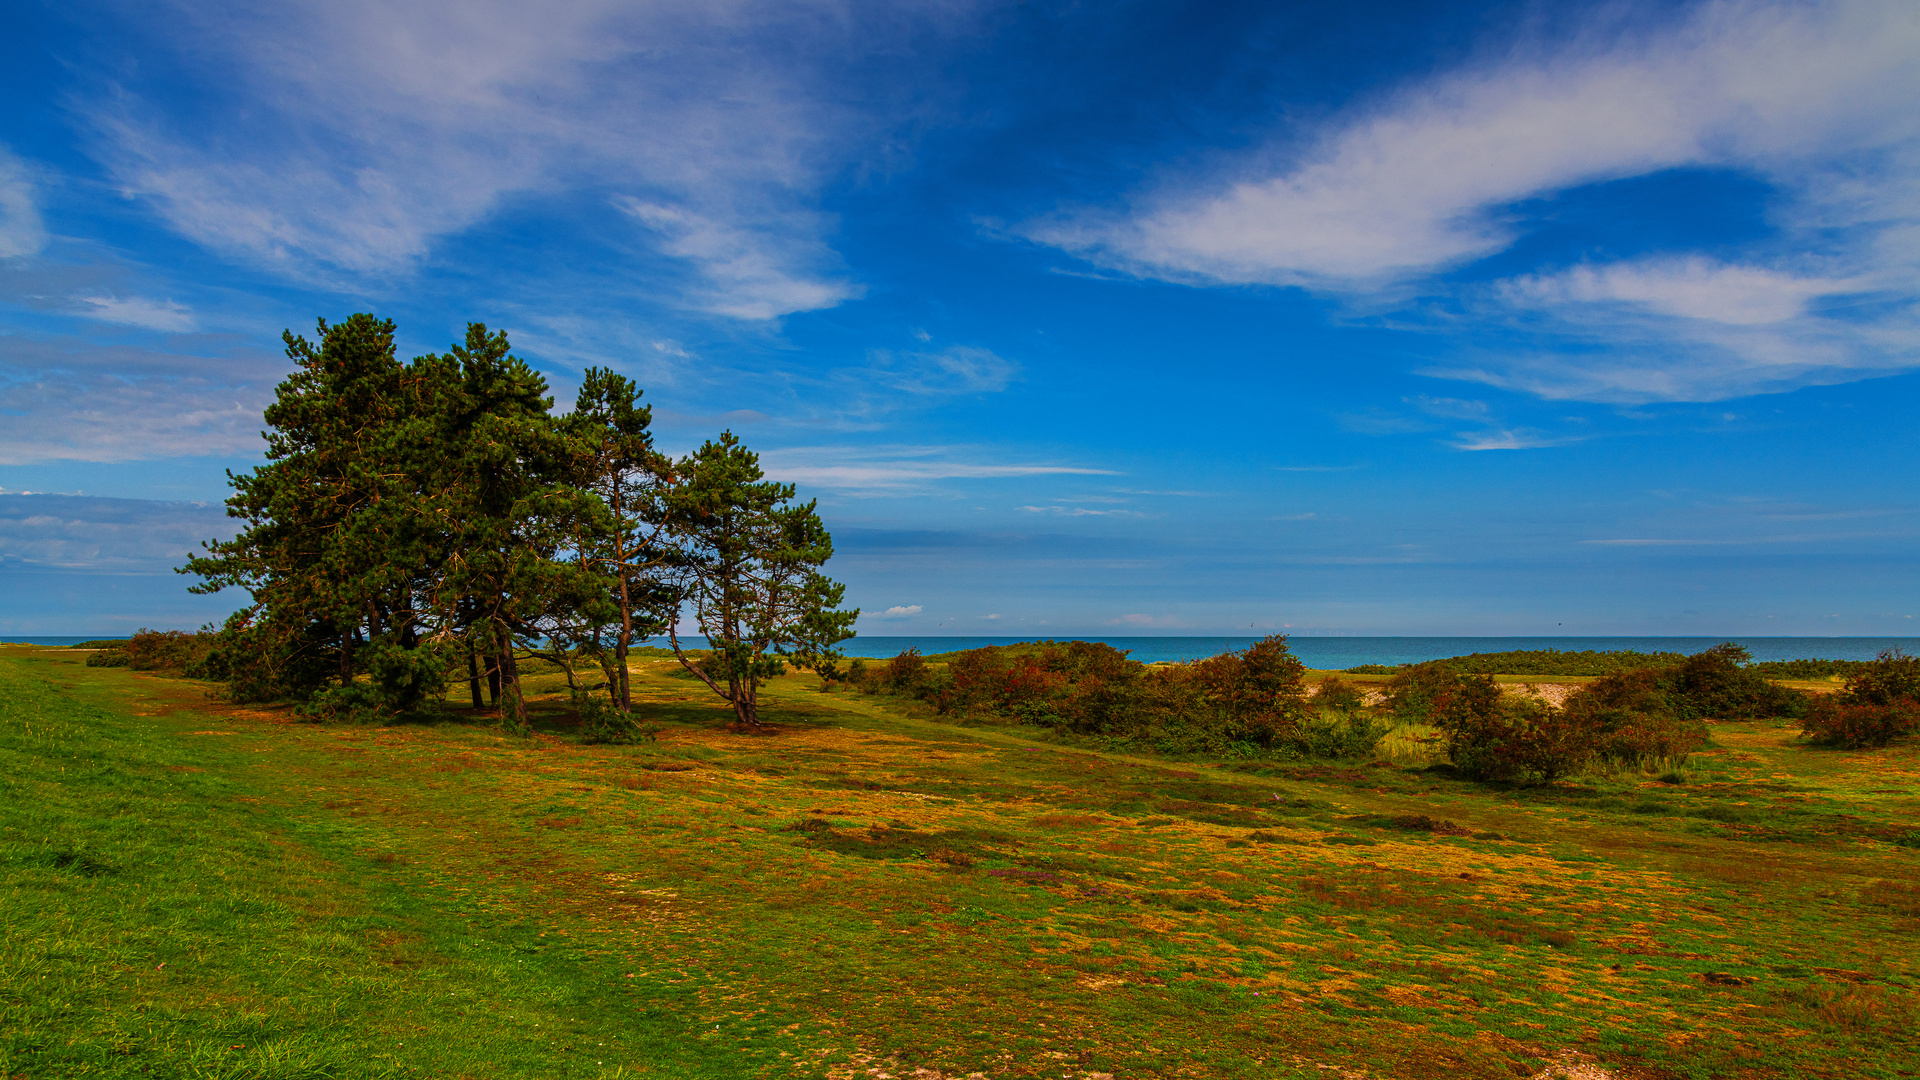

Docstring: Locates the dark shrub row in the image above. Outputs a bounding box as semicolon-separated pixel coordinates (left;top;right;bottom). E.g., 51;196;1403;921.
1352;648;1873;681
1350;648;1690;677
1748;658;1869;680
846;636;1384;759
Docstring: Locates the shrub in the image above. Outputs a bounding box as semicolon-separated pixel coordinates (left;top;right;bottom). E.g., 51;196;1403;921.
1561;669;1708;764
1381;662;1461;723
1434;676;1597;783
1292;709;1390;759
1431;648;1689;677
1310;676;1367;712
1180;636;1309;747
1669;642;1807;720
1801;695;1920;748
187;613;345;704
577;691;655;744
1353;649;1689;678
855;648;950;700
85;629;214;673
1839;649;1920;706
1800;650;1920;748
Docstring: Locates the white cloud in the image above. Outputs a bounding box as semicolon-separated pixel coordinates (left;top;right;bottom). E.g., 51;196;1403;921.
1037;0;1920;285
79;0;947;317
761;445;1116;493
1498;259;1866;327
615;199;858;319
869;605;923;620
0;149;48;260
0;335;282;464
1028;0;1920;402
0;493;235;570
75;295;197;333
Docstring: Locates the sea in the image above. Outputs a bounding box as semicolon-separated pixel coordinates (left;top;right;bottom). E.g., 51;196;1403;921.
818;636;1920;668
16;633;1915;670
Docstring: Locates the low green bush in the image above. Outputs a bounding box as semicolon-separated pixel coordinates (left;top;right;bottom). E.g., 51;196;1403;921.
1801;651;1920;748
1669;643;1807;720
83;628;212;673
1561;669;1709;763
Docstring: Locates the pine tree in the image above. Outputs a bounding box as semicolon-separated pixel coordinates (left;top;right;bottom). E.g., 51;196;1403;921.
556;368;675;711
184;314;450;708
665;432;857;725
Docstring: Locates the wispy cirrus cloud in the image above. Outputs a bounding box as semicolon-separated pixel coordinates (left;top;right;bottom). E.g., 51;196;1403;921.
0;493;234;571
0;148;48;261
74;295;197;333
1026;0;1920;403
0;334;282;464
77;0;970;318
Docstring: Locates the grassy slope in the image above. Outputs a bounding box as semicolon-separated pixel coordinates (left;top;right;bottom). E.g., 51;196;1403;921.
1;647;1916;1080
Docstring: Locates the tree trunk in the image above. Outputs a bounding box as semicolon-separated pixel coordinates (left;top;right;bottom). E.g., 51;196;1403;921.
614;528;634;712
466;641;485;710
497;628;525;728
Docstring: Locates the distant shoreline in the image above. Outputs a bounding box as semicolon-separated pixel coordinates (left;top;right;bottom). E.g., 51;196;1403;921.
14;633;1915;669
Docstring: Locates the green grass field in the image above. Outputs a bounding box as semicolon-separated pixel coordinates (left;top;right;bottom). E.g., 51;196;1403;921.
3;645;1916;1079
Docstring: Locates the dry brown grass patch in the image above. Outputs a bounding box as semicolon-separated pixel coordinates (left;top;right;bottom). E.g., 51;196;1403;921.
1032;813;1105;827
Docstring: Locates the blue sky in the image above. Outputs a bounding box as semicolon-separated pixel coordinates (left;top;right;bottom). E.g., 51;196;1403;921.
2;0;1918;637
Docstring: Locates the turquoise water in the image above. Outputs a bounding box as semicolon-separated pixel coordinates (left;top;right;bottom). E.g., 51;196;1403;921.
20;634;1914;670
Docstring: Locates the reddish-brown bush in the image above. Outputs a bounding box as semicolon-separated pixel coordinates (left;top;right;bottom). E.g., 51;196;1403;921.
1801;649;1920;748
1801;694;1920;748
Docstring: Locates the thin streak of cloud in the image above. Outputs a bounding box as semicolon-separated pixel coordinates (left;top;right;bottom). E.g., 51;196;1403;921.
75;295;197;333
760;445;1118;493
1016;505;1149;517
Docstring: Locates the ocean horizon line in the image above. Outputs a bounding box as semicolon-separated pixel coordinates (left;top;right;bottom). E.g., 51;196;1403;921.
12;632;1915;668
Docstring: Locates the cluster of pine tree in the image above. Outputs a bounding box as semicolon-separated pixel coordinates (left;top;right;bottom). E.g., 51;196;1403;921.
184;314;857;729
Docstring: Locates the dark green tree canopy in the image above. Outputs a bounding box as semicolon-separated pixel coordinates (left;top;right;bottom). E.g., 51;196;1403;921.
184;314;855;729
